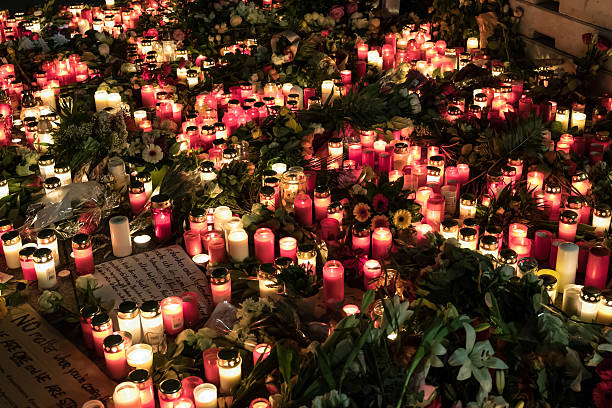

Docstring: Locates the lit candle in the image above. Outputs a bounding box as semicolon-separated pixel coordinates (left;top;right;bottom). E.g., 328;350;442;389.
357;42;368;60
213;206;233;232
113;382;142;408
544;183;562;220
363;259;381;290
161;296;184;335
207;234;227;265
323;260;344;305
203;348;221;386
125;344;153;373
91;312;113;357
510;237;532;262
193;383;217;408
184;230;203;257
54;163;72;186
254;228;275;264
555;107;569;130
104;334;128;380
72;233;95;275
217;348;242;394
526;171;544;192
159;379;183;408
252;343;271;364
371;227;392;259
249;398;270;408
228;229;249;262
110;216;132;257
211;268;232;305
598;291;612;324
478;235;499;259
579;286;601;322
458;227;478;251
181;292;200;328
279;237;297;261
294;192;313;226
127;369;155;408
321;80;334;104
136;172;153;199
94;89;108;112
327;137;343;170
258;263;280;297
351;225;370;255
151;194;173;241
314;186;331;221
441;219;459;240
2;230;22;269
556;242;579;290
509;223;528;240
538;272;558;302
425;194;444;231
140;300;164;340
343;304;360;316
584;246;610;289
141;85;156;108
118;301;142;344
0;179;8;199
78;306;99;351
592;204;611;235
558;210;578;242
297;244;317;274
33;248;56;289
459;193;476;220
466;37;479;50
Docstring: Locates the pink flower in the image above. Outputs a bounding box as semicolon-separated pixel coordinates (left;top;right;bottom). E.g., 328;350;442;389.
345;2;358;15
330;5;345;21
321;30;330;37
172;29;185;42
372;193;389;213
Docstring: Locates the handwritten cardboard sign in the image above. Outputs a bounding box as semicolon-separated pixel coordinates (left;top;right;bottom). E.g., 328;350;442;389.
0;304;116;408
95;245;213;320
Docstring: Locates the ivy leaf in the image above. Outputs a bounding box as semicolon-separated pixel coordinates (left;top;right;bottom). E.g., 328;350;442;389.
537;313;569;346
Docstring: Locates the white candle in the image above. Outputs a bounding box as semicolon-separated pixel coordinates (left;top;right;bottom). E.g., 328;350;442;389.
213;206;233;232
140;300;164;340
33;248;57;289
466;37;479;50
571;111;586;131
37;229;59;266
193;383;217;408
113;382;142;408
117;301;142;344
556;242;579;291
217;349;242;394
40;88;56;110
38;155;55;180
94;90;108;112
321;80;333;104
258;264;279;297
54;165;72;186
228;229;249;262
126;344;153;371
110;216;132;257
2;231;22;269
0;178;8;199
107;92;121;109
134;110;147;127
579;286;600;322
592;205;611;234
597;293;612;325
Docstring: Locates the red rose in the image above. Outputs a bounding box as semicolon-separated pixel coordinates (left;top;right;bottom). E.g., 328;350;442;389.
330;5;345;21
597;36;611;51
345;2;358;15
594;381;612;408
596;357;612;381
583;33;593;45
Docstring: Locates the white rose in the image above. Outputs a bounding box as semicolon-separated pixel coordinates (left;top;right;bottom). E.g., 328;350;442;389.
76;274;99;291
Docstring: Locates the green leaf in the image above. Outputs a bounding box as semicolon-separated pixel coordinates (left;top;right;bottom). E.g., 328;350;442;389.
276;344;293;388
360;290;375;314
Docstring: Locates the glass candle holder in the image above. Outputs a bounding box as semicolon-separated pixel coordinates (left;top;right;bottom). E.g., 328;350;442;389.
211;268;232;305
592;204;611;234
441;219;459;240
327;201;343;225
253;343;271;364
294;192;313;226
33;247;56;289
478;235;499;259
499;248;518;271
193;383;217;408
260;186;276;211
314;186;331;221
129;180;147;215
37;228;59;266
161;296;184;335
104;334;128;380
189;208;208;235
250;398;270;408
571;171;590;195
72;233;95;275
228;228;249;262
0;219;13;255
113;382;141;408
278;237;297;261
126;344;153;372
80;305;100;350
539;273;558;302
140;300;164;340
118;301;142;344
54;163;72;186
458;227;478;250
128;369;155;408
517;257;538;277
363;259;381;290
38;154;55;180
254;227;275;264
580;286;601;322
2;230;22;269
597;290;612;325
544;183;562;220
91;312;113;357
371;227;392;259
558;210;578;242
351;225;371;255
159;379;183;408
323;260;344;305
459;193;476;220
217;348;242;394
297;243;317;275
151;194;173;241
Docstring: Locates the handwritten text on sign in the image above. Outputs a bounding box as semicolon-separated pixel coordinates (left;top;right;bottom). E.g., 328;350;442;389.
95;245;213;319
0;304;116;408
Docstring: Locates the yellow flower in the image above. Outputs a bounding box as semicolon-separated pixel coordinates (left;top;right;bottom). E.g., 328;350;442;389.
392;209;412;229
353;203;371;222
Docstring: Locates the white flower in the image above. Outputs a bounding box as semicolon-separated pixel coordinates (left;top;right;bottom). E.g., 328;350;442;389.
98;43;110;56
142;144;164;164
76;274;99;291
230;15;242;27
38;290;63;314
271;54;285;66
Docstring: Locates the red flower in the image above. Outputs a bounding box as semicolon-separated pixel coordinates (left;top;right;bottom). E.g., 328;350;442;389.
426;397;442;408
594;381;612;408
598;36;611;51
330;5;345;21
583;33;593;44
372;193;389;213
596;357;612;381
321;30;330;37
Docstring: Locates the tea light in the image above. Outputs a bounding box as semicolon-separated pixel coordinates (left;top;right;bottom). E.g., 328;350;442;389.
140;300;164;340
193;383;217;408
110;216;133;257
371;227;392;259
91;312;113;357
228;229;249;262
254;228;275;264
584;246;610;289
252;343;271;364
217;348;242;394
161;296;184;335
113;382;141;408
580;286;601;322
363;259;381;290
2;230;22;269
323;260;344;305
279;237;297;261
104;334;128;380
125;344;153;372
556;242;579;290
33;248;56;289
211;268;232;305
118;301;142;345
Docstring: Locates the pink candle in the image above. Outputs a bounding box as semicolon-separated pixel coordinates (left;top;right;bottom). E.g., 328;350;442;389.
279;237;297;261
210;268;231;305
180;292;199;328
314;187;331;221
254;228;275;264
203;348;221;386
544;184;562;220
549;239;564;268
457;163;470;184
323;260;344;305
348;142;362;165
534;230;553;262
584;246;610;289
141;85;156;107
320;218;340;241
415;223;434;245
526;171;544;192
72;234;95;276
19;247;37;281
208;236;227;265
510;237;532;261
181;376;203;402
103;334;128;381
294;192;313;226
371;227;392;259
161;296;184;335
80;306;100;350
352;226;370;255
363;259;381;290
184;230;203;257
558;211;578;242
253;343;271;364
425;194;444;232
91;313;113;357
152;195;173;241
509;223;528;241
129;181;147;215
357;42;368;60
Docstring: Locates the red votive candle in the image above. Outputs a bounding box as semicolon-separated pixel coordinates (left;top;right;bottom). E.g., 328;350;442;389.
129;180;147;215
253;343;271;364
279;237;297;261
72;233;95;275
323;260;344;305
181;292;199;328
320;218;340;241
352;225;371;255
203;348;221;386
151;194;173;241
181;376;204;402
208;235;227;265
294;192;313;226
534;230;553;263
80;305;100;350
254;227;275;264
371;227;392;259
184;230;203;257
363;259;381;290
584;246;610;289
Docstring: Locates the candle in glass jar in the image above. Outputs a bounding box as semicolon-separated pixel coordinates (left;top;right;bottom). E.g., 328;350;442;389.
558;210;578;242
129;181;147;215
161;296;184;335
203;348;221;386
597;291;612;325
72;233;95;275
118;301;142;344
80;305;100;350
37;228;59;267
110;216;132;257
181;292;199;328
128;369;155;408
94;89;108;112
441;219;459;240
584;246;610;289
33;248;56;289
207;234;227;265
279;237;297;261
579;286;601;322
526;171;544;192
314;186;331;221
258;263;280;297
104;334;129;380
592;204;611;234
211;268;232;305
371;227;392;259
217;348;242;394
425;194;444;231
2;230;22;269
113;382;142;408
151;194;173;241
213;206;233;232
556;242;579;290
228;229;249;262
363;259;381;290
254;228;275;263
140;300;163;340
193;383;217;408
534;230;553;262
297;244;317;274
294;192;313;226
323;260;344;305
91;312;113;357
253;343;271;364
352;225;370;255
125;344;154;372
159;379;183;408
458;194;476;220
357;42;368;60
